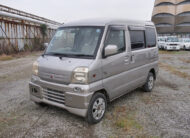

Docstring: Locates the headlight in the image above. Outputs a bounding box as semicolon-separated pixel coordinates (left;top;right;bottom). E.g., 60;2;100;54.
32;61;39;76
72;67;89;84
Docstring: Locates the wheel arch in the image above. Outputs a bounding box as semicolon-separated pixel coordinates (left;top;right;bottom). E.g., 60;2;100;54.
93;89;110;103
149;68;156;80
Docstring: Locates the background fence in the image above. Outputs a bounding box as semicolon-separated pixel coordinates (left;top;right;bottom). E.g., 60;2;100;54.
0;4;62;54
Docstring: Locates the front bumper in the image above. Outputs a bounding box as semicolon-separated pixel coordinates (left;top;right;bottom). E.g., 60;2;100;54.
185;46;190;50
29;76;94;117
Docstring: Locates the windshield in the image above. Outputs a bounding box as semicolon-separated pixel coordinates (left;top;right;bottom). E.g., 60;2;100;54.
167;37;179;42
45;26;104;58
185;39;190;42
159;38;166;42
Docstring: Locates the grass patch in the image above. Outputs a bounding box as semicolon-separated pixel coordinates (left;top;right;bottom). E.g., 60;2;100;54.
161;57;172;60
0;113;18;132
0;54;13;61
0;76;7;79
178;66;189;70
115;114;143;131
106;106;143;136
141;95;156;105
159;50;188;55
159;62;190;80
0;51;43;61
12;51;42;58
179;58;190;64
106;106;160;137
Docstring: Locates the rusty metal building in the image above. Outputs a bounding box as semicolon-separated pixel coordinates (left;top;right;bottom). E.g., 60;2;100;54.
0;4;61;53
152;0;190;36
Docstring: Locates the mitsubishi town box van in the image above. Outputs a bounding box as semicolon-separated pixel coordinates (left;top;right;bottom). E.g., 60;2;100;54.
29;19;159;124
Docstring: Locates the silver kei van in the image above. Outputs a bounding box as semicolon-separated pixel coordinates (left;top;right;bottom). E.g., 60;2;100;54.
29;19;159;124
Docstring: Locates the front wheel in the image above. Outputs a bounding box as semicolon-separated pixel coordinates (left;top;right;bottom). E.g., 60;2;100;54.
86;93;107;124
143;72;154;92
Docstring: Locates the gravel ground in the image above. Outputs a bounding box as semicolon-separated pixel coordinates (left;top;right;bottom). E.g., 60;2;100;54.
0;51;190;138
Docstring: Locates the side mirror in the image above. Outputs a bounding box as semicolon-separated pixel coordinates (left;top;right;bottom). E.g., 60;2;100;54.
44;43;49;48
104;45;118;57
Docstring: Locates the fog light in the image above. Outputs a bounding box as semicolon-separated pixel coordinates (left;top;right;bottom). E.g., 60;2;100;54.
32;88;38;93
73;87;82;93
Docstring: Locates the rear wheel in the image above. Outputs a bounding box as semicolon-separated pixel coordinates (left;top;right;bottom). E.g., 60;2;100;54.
143;72;154;92
86;93;107;124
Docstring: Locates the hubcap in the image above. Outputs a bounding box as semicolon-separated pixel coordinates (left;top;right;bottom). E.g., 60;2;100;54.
148;76;154;90
92;98;105;120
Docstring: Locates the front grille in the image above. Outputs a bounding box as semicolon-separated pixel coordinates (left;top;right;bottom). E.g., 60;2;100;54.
43;88;65;105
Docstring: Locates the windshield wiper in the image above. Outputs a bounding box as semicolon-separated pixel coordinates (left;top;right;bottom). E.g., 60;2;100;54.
41;53;52;57
42;53;71;60
42;53;93;59
73;54;93;57
45;53;69;57
70;54;94;58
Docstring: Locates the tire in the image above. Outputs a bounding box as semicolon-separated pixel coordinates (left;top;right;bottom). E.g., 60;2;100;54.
86;93;107;124
143;72;154;92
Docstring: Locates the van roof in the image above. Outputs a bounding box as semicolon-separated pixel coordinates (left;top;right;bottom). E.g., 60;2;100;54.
61;18;154;27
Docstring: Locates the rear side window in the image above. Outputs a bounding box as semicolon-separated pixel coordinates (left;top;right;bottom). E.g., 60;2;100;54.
129;31;145;50
145;27;156;48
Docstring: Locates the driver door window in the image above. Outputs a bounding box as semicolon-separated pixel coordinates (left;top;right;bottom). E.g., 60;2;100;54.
104;28;126;55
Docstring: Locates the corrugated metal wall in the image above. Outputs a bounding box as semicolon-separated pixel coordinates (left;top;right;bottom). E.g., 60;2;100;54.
0;18;55;50
0;4;61;53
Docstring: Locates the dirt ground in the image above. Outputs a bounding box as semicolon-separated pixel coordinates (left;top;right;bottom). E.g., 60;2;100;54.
0;51;190;138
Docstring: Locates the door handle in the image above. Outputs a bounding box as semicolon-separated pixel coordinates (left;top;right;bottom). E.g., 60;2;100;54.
125;55;130;59
131;54;135;63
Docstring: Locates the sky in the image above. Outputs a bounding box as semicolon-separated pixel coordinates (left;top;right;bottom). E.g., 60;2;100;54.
1;0;155;23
